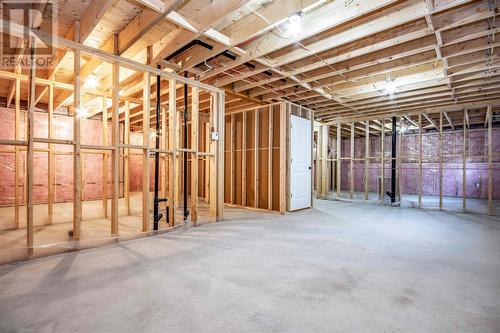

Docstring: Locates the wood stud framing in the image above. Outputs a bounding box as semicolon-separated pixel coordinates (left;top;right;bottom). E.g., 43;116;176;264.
223;102;309;213
0;17;226;258
316;107;496;216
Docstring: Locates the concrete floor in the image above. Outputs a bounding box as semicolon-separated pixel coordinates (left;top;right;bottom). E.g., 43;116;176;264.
1;200;500;332
330;190;499;215
0;192;213;264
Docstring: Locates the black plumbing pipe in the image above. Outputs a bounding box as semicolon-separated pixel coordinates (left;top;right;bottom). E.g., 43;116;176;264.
386;116;397;203
153;66;162;230
183;72;189;220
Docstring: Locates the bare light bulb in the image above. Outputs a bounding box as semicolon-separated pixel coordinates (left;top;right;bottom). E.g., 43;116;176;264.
84;74;99;90
285;12;304;37
76;106;89;118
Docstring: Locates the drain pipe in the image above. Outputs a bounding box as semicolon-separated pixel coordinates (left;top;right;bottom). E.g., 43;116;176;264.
183;72;189;220
386;116;397;204
153;66;162;230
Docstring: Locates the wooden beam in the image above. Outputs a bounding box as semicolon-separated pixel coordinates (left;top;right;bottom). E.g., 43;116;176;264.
439;111;443;209
320;125;329;197
254;108;259;208
216;92;225;220
168;79;177;226
462;109;467;211
364;121;369;200
230;114;235;204
380;118;385;200
487;105;493;215
191;86;199;225
111;35;120;235
242;111;247;207
205;0;412;83
36;0;117;106
7;38;26;108
443;111;454;129
336;122;341;198
142;71;151;232
350;122;354;199
152;0;250;65
14;77;20;229
73;22;82;240
26;39;35;252
125;101;131;216
48;83;54;223
279;102;286;213
268;106;273;210
418;113;423;208
102;96;109;219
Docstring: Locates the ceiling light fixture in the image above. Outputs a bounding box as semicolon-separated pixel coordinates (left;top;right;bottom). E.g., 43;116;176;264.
384;79;398;98
84;73;99;90
285;11;304;37
76;106;89;118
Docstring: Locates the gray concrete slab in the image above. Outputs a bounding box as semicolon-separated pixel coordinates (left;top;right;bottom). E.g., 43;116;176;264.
1;200;500;332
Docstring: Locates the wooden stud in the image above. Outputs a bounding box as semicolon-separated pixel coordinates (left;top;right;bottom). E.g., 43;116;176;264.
124;100;131;215
27;38;36;251
176;110;182;206
418;113;423;208
48;83;54;223
168;79;177;226
279;102;286;213
462;109;467;211
176;108;182;205
254;108;259;208
217;92;225;220
380;119;385;200
102;96;109;218
111;34;120;235
81;121;86;205
316;126;322;197
204;121;210;202
336;122;341;198
142;71;151;232
350;122;354;199
208;92;224;220
73;22;82;240
242;111;247;207
230;114;235;204
191;86;199;225
364;121;369;200
439;111;443;210
14;77;20;229
310;110;315;208
160;103;167;198
321;125;329;196
487;106;493;215
268;106;273;210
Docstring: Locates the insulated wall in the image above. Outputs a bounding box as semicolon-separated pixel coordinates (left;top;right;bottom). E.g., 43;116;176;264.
315;111;500;215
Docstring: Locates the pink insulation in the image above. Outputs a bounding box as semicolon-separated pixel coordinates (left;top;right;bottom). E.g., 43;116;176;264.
338;128;500;199
0;107;125;206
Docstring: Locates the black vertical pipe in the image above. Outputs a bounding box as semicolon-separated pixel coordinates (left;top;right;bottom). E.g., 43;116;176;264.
153;66;161;230
183;72;189;220
390;116;397;203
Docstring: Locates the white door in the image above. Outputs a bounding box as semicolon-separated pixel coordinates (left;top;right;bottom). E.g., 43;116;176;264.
290;115;312;210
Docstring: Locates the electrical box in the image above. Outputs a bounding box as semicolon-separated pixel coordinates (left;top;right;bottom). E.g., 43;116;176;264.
211;131;219;141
